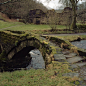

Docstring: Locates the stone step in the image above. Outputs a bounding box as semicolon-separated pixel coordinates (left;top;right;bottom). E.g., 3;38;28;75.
66;56;84;63
65;53;77;58
70;62;86;68
54;54;66;61
62;72;79;78
62;51;70;55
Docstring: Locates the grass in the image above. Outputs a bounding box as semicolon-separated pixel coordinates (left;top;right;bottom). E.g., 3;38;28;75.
6;24;67;31
55;35;86;42
0;20;24;30
0;61;80;86
0;20;67;31
0;20;85;86
0;20;86;35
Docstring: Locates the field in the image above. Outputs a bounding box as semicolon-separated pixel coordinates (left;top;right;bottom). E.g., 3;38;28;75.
0;20;67;31
0;62;80;86
0;20;86;35
0;20;86;86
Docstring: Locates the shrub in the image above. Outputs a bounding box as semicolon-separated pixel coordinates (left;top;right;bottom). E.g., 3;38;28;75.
77;25;86;30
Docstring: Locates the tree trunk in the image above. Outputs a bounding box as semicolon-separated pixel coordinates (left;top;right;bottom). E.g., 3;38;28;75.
70;0;77;30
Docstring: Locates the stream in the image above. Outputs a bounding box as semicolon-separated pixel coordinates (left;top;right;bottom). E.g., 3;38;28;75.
26;49;45;69
71;40;86;49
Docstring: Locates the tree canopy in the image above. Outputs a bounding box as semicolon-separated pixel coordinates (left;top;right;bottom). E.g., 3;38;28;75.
0;0;47;19
59;0;82;30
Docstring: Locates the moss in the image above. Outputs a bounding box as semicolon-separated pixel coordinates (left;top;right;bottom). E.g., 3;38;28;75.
77;24;86;30
0;50;7;62
15;41;19;46
50;46;57;54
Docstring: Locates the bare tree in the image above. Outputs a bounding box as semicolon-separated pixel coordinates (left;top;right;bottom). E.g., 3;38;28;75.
46;0;83;30
77;1;86;24
46;9;59;31
65;14;72;30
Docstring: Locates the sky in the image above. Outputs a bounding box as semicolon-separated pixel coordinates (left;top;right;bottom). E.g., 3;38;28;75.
37;0;86;10
37;0;62;9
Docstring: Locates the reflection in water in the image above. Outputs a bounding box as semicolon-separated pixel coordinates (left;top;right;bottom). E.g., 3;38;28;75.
26;49;45;69
71;40;86;49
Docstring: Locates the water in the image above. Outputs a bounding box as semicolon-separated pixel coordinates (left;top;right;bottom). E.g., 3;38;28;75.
26;49;45;69
71;40;86;49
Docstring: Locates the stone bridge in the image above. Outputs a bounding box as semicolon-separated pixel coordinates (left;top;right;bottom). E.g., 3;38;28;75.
0;31;59;71
0;30;86;71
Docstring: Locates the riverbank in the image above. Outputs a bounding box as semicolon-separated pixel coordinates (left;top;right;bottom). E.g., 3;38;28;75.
0;61;83;86
42;33;86;42
0;21;86;85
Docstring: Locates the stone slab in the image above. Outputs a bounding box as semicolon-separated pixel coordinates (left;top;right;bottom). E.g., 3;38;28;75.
54;54;66;61
67;56;83;63
65;53;77;58
71;62;86;68
62;73;79;78
62;51;70;55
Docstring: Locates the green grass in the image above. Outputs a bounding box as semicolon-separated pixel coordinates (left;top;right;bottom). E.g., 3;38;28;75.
6;24;67;31
0;20;66;31
0;62;79;86
56;35;86;41
0;20;24;30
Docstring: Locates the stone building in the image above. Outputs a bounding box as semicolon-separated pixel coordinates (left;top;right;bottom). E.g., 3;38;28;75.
56;7;72;25
28;9;46;24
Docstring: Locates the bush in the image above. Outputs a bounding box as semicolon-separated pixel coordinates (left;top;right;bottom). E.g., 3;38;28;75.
77;25;86;30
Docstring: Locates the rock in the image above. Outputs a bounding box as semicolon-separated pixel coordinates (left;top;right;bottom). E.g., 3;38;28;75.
70;62;86;68
62;72;79;78
62;51;70;55
83;77;86;81
65;53;77;59
66;56;83;63
54;54;66;61
73;80;86;86
79;66;86;81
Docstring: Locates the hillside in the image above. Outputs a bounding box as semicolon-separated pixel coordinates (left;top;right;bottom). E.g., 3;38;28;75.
0;0;47;19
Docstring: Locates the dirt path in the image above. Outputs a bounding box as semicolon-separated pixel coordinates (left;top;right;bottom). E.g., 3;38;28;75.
0;25;22;31
42;33;86;36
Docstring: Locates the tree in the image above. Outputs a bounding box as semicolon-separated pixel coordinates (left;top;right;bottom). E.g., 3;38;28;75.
46;9;59;31
46;0;83;30
77;1;86;24
59;0;81;30
0;0;47;22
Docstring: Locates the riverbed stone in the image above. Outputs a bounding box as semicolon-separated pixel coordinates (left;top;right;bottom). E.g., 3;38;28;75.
71;40;86;50
66;56;83;63
54;54;66;61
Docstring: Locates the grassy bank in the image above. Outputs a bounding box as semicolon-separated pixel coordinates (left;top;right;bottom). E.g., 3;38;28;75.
0;62;80;86
0;21;24;30
56;35;86;42
0;21;86;86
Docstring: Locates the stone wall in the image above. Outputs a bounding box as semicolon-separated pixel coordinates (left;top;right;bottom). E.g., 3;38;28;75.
0;31;55;67
27;7;73;25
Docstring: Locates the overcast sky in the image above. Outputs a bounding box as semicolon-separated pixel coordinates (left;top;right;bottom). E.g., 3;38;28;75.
37;0;86;9
37;0;62;9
